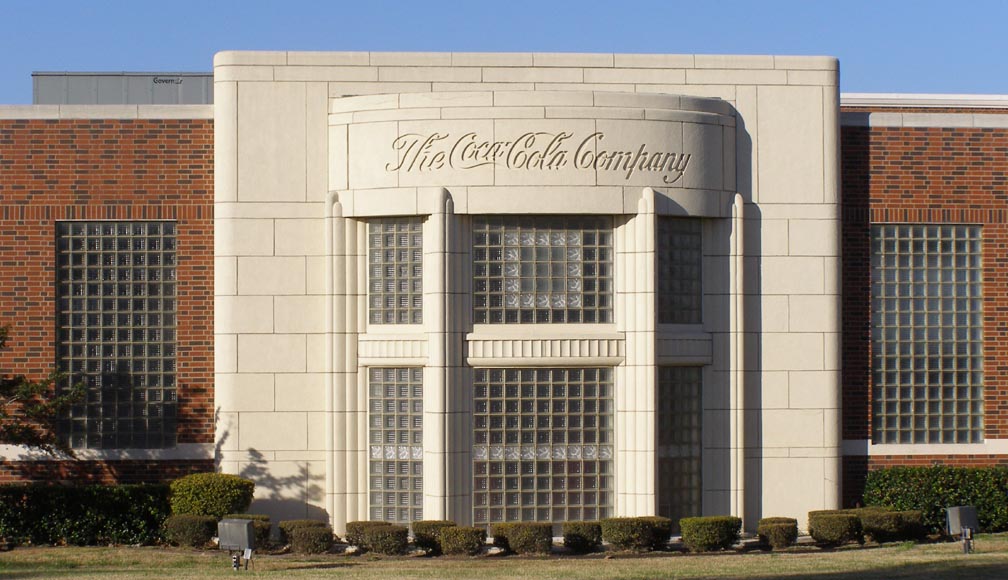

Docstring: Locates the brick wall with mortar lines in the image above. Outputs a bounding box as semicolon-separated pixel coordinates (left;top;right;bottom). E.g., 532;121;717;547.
841;117;1008;503
0;119;214;481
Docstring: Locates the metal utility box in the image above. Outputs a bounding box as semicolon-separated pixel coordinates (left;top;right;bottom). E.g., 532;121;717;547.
946;506;980;536
218;518;255;551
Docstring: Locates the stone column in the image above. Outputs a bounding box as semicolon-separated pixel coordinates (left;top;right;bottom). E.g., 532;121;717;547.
614;188;657;516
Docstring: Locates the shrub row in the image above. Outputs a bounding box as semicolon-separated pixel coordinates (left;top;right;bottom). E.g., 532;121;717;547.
163;514;216;547
599;517;672;551
345;521;408;555
808;507;925;546
437;526;486;555
863;466;1008;533
490;522;552;554
279;519;337;553
0;483;170;546
562;521;602;554
680;516;742;552
756;517;798;550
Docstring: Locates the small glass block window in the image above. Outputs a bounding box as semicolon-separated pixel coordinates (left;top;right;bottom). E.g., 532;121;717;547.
55;221;177;449
368;367;423;524
871;225;983;444
368;218;423;324
472;216;613;324
472;368;613;526
657;367;702;531
658;218;702;324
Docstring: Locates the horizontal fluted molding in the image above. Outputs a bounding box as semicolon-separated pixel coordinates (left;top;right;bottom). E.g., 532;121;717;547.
358;334;428;359
467;336;625;365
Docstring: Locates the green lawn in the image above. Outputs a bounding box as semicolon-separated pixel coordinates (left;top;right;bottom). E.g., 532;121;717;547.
1;535;1007;579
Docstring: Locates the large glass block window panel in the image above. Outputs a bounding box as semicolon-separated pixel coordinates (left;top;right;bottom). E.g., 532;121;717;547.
368;218;422;324
658;218;702;324
368;367;423;524
472;216;613;324
55;221;177;449
473;368;613;525
871;225;983;444
657;367;702;531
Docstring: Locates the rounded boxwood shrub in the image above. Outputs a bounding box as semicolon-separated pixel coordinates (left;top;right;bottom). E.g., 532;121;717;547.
278;519;331;545
361;523;409;555
639;516;673;550
562;521;602;554
756;517;798;550
437;526;486;555
679;516;742;552
224;513;271;549
412;520;456;553
600;517;655;551
288;524;334;554
345;520;391;549
169;473;254;519
163;514;216;547
489;522;518;551
857;508;926;543
506;522;552;554
808;512;863;546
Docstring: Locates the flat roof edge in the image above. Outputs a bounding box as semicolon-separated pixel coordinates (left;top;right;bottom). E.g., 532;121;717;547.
0;104;213;120
842;93;1008;108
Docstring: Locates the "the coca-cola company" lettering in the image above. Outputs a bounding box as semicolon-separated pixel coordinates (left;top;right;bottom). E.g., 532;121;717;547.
386;131;691;184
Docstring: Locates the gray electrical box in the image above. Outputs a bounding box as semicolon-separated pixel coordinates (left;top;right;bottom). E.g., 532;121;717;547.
946;506;979;536
218;518;255;551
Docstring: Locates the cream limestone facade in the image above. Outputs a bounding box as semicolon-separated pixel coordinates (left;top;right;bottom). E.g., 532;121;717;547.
213;51;841;533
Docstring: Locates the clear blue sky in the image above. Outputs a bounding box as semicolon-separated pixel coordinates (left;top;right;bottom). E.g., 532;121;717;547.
1;0;1005;103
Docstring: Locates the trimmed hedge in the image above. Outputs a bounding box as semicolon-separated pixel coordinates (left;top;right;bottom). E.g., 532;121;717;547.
808;511;864;546
412;520;456;553
506;522;552;554
0;483;170;546
224;513;271;549
600;517;655;551
863;466;1008;533
679;516;742;552
278;519;331;545
163;514;216;547
489;522;518;551
640;516;673;550
437;526;486;555
361;524;409;555
562;521;602;554
756;517;798;550
345;521;391;549
288;525;334;554
169;473;254;519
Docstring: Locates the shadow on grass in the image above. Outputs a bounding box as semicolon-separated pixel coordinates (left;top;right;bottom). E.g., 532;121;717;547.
740;561;1008;580
284;561;359;571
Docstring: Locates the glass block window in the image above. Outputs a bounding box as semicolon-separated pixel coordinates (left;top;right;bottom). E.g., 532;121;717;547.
473;368;613;525
658;218;702;324
871;225;983;444
55;221;177;449
657;367;702;531
368;218;423;324
472;216;613;324
368;367;423;524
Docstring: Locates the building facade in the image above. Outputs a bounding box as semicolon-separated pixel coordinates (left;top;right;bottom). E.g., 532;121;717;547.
0;52;1005;534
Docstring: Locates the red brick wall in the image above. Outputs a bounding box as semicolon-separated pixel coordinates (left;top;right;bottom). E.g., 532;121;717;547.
0;459;214;483
841;115;1008;503
0;118;214;481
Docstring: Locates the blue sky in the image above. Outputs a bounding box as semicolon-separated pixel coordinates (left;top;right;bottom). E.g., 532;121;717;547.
1;0;1005;103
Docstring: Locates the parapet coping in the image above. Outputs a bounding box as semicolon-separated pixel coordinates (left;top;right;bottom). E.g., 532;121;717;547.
0;104;213;119
840;110;1008;128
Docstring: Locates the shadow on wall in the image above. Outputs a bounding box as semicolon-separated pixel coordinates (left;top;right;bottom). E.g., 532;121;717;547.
214;409;328;523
